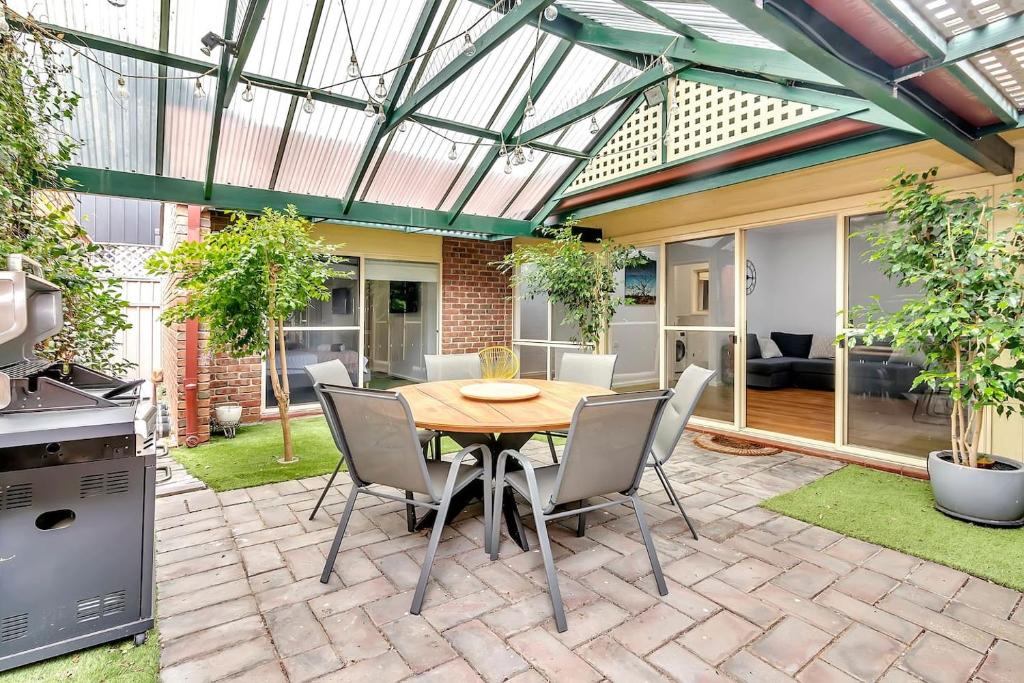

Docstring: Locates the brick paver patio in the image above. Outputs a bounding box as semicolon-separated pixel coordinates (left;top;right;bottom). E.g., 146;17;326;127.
154;436;1024;682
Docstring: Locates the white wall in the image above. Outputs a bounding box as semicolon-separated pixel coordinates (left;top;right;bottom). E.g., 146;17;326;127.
745;217;836;345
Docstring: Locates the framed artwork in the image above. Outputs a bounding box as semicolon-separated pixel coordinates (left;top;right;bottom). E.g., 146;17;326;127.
624;256;656;305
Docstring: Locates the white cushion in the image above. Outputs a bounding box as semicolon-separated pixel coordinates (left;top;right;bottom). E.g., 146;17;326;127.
809;336;836;359
759;338;783;359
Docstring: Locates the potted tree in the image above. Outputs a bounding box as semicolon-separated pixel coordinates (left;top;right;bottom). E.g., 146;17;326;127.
498;216;643;352
148;206;342;463
843;168;1024;526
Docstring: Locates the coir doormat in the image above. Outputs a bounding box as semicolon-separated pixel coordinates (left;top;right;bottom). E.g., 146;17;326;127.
694;433;782;456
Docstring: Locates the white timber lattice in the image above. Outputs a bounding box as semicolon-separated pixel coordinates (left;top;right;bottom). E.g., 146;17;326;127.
569;101;662;191
665;80;832;162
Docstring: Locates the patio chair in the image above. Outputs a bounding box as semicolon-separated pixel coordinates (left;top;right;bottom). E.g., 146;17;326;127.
648;365;716;540
490;389;672;632
316;384;492;616
424;353;482;381
479;346;519;379
304;359;438;525
544;353;617;463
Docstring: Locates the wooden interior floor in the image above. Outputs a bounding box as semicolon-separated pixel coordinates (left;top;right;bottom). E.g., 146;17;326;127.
746;387;835;442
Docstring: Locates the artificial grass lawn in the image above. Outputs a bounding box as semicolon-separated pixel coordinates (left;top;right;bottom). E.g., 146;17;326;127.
173;416;564;492
0;628;158;683
763;465;1024;591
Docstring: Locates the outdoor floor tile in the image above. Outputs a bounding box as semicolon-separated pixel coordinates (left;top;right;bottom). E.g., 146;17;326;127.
748;616;832;675
975;639;1024;683
899;631;982;683
678;610;762;665
821;624;903;682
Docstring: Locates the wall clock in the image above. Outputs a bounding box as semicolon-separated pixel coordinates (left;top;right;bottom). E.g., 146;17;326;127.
745;259;756;295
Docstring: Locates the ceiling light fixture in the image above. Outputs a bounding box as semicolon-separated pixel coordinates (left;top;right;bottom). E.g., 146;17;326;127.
462;33;477;57
116;75;129;101
589;115;599;134
241;82;254;102
303;91;315;114
375;77;388;99
347;54;360;78
193;77;206;98
448;143;458;160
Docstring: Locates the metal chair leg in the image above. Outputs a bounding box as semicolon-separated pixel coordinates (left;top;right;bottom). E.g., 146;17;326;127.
411;485;459;615
528;489;567;632
631;494;668;596
309;456;344;521
434;434;443;460
320;484;359;584
490;454;508;561
576;501;587;538
546;433;559;464
405;491;417;533
482;453;493;556
654;461;699;540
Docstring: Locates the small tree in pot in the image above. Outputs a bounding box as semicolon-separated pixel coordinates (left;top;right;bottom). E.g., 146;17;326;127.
497;216;644;352
148;206;342;463
841;168;1024;525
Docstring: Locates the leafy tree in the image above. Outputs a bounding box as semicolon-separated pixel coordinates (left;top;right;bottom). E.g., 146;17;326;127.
147;206;342;462
498;216;644;351
0;7;131;374
839;168;1024;468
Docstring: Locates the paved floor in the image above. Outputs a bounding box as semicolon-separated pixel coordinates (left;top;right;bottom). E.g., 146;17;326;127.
154;436;1024;682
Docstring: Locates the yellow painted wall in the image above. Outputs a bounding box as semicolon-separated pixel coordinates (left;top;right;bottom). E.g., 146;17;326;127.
311;223;443;263
581;134;1024;462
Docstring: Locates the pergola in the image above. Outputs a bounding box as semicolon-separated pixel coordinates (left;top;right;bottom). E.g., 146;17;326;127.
9;0;1024;239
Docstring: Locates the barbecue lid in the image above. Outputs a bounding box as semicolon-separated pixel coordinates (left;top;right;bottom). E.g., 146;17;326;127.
0;255;62;368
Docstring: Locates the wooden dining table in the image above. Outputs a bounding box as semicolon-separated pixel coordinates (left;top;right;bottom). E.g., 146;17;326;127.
395;379;614;550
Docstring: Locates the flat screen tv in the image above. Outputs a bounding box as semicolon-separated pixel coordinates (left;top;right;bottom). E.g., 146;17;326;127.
389;281;420;314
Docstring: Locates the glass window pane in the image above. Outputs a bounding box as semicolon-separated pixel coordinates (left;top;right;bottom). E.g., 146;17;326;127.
266;330;361;407
286;259;360;328
516;264;549;340
516;344;547;380
665;330;734;422
666;235;735;327
847;214;922;325
551;303;581;343
611;246;659;391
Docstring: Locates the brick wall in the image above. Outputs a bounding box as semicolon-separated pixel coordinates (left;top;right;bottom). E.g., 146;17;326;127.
441;237;513;354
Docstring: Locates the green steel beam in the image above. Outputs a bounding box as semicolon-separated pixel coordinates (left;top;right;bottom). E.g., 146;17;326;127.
203;0;239;200
154;0;170;175
516;62;686;145
610;0;709;40
342;0;445;213
446;40;574;223
59;167;534;237
703;0;1014;175
385;0;557;135
531;96;643;224
223;0;271;104
268;0;328;189
895;14;1024;81
555;129;924;221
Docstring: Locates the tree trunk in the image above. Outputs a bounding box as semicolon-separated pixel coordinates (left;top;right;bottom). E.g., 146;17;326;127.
276;318;294;462
266;317;294;462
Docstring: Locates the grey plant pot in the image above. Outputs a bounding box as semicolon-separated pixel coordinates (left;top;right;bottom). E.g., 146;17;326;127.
928;451;1024;527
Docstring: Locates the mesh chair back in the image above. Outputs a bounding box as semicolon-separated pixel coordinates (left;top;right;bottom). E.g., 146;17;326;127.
557;353;617;389
315;385;436;498
550;390;671;507
304;359;353;387
425;353;482;381
479;346;519;379
651;365;716;464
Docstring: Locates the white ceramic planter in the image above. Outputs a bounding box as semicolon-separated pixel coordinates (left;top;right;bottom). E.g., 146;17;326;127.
928;451;1024;527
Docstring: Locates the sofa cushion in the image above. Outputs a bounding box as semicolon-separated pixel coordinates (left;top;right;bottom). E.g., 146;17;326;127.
746;333;762;360
790;358;835;375
771;332;813;358
746;357;794;376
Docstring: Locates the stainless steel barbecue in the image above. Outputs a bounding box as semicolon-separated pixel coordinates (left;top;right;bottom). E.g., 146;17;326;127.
0;255;155;672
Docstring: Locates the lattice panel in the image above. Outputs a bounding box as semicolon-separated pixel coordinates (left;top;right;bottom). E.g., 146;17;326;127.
666;80;831;162
569;102;662;191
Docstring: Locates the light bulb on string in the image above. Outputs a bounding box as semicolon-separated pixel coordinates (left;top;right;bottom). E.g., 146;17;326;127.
116;75;129;102
347;54;360;78
462;33;476;57
398;119;410;133
375;107;386;125
526;146;534;162
448;143;458;161
543;5;558;21
194;77;206;99
303;92;315;114
660;55;673;76
375;77;388;99
363;99;376;117
504;158;512;174
524;96;535;118
589;115;599;135
514;147;526;165
241;82;254;103
498;144;508;158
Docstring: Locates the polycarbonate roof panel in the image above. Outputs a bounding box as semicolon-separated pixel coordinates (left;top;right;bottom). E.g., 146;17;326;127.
53;47;158;174
461;148;572;219
163;69;216;180
274;104;378;197
912;0;1024;37
7;0;161;47
213;86;291;188
304;0;428;103
360;125;490;210
972;42;1024;109
504;153;575;219
242;0;318;82
534;101;622;151
556;0;779;49
529;44;639;128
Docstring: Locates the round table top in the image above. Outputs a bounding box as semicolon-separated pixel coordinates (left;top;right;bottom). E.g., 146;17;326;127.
394;379;614;433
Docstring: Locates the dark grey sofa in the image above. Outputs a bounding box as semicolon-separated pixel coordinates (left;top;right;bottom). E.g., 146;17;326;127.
746;333;835;391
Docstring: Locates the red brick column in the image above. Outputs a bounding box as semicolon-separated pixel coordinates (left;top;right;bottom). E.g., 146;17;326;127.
441;237;513;354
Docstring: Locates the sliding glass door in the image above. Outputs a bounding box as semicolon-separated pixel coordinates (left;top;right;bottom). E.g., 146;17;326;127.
663;235;737;424
609;246;660;391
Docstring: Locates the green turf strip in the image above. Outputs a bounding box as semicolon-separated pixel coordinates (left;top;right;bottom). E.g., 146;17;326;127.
0;628;158;683
762;465;1024;591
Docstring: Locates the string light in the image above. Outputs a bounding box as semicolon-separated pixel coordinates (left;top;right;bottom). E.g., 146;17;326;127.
589;115;599;135
241;82;254;103
524;95;535;118
375;107;386;125
660;55;673;76
526;146;534;162
398;120;410;133
448;143;458;160
462;33;476;57
116;75;129;101
363;100;376;117
347;54;360;78
302;91;315;114
504;158;512;174
375;77;388;99
543;5;558;21
498;144;508;158
194;77;206;99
